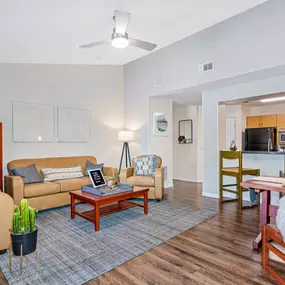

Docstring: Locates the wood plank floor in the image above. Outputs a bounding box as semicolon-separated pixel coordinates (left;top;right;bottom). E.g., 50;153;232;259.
1;180;283;284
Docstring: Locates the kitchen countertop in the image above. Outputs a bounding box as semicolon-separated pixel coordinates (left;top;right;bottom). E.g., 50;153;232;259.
242;151;285;155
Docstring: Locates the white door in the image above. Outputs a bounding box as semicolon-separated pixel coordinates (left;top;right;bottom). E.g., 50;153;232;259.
226;117;236;148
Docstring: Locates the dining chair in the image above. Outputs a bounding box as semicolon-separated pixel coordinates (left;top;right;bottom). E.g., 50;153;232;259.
262;224;285;285
219;150;260;209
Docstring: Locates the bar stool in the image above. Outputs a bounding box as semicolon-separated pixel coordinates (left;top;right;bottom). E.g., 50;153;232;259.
219;150;260;209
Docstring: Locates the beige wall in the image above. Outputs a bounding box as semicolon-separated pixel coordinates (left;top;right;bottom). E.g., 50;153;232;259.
149;100;204;186
0;63;124;173
149;98;173;187
197;106;204;182
218;105;227;149
173;105;200;182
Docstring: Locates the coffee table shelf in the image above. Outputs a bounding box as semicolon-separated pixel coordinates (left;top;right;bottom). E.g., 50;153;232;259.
70;188;149;232
75;200;143;221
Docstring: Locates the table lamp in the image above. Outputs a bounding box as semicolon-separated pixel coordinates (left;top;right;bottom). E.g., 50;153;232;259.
118;130;134;173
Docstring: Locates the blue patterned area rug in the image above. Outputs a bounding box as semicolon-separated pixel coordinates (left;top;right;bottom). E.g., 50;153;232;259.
0;200;217;285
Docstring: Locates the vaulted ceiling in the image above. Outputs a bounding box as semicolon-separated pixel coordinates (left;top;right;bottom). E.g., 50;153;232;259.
0;0;268;65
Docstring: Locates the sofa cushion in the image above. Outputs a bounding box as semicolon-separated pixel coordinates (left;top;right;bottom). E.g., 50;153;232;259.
54;178;84;192
127;176;155;187
55;176;115;193
24;182;60;198
10;164;43;184
81;176;92;186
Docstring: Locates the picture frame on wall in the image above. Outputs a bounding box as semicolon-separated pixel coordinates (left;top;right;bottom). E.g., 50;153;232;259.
57;106;90;142
12;101;55;142
153;111;170;136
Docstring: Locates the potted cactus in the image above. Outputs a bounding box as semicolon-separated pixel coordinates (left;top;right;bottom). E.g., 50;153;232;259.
11;199;38;256
107;177;117;189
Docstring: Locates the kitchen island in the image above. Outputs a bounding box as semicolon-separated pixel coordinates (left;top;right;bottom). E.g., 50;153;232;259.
242;151;285;205
243;150;285;155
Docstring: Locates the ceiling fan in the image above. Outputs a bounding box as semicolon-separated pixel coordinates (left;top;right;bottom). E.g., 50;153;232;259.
79;10;157;51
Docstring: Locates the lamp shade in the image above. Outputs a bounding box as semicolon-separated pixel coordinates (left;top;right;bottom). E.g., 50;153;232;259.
118;131;134;142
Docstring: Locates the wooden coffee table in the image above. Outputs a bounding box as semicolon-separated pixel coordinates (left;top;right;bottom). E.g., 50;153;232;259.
69;187;149;232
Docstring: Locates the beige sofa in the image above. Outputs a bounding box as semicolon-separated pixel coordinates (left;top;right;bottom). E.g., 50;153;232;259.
0;192;14;253
5;156;118;210
120;156;164;201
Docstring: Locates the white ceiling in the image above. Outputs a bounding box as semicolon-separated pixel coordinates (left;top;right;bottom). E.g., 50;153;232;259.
0;0;268;65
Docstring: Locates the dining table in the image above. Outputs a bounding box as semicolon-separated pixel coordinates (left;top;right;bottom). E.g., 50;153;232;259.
241;179;285;250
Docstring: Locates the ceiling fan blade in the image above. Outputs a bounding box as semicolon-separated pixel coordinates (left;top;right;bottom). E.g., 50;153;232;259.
114;10;130;35
128;38;157;51
79;40;110;49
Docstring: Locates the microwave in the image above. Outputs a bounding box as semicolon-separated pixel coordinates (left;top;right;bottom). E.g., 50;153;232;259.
278;129;285;144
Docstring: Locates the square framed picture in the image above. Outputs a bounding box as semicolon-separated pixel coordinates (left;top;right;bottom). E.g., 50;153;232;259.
153;112;170;136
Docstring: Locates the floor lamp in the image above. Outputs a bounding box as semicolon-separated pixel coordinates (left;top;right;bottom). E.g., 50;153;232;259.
118;131;134;174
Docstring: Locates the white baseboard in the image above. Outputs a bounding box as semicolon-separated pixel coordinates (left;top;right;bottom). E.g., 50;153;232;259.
202;191;251;201
173;178;200;183
164;183;174;188
202;192;219;199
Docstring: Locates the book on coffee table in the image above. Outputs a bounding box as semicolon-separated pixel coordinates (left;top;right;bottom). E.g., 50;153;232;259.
82;183;133;196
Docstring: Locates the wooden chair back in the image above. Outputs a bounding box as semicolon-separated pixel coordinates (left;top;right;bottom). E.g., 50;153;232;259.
262;224;285;284
220;150;242;172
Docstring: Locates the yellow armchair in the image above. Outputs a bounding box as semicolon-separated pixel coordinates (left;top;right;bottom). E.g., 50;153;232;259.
120;156;164;201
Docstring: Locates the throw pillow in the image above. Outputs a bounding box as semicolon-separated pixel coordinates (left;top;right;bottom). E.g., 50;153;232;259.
42;166;83;182
134;155;156;176
10;164;43;184
84;161;104;176
141;154;159;169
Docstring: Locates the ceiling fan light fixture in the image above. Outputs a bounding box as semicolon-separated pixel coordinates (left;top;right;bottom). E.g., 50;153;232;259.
112;36;128;49
79;10;157;51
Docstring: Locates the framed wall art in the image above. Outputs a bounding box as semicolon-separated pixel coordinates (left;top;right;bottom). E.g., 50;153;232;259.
153;111;170;136
12;101;54;142
57;107;90;142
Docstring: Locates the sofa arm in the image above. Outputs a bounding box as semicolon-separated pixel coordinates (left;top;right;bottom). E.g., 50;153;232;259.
154;168;164;200
102;167;119;182
5;176;24;206
119;167;134;183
